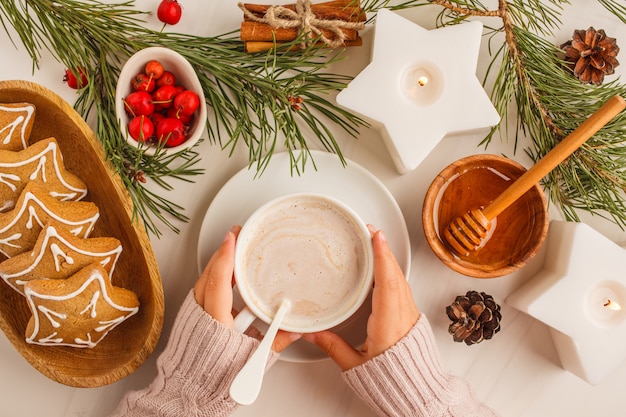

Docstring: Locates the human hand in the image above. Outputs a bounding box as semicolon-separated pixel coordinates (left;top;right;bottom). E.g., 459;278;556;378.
303;225;420;370
194;225;300;353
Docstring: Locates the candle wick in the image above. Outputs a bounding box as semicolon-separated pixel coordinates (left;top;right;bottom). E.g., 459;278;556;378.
604;299;622;311
417;76;429;87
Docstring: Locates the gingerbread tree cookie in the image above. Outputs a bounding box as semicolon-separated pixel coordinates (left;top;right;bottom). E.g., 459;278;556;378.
23;262;139;348
0;102;35;151
0;137;88;211
0;181;100;259
0;220;122;295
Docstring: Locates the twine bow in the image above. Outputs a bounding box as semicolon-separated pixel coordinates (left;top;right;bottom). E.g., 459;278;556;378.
238;0;364;48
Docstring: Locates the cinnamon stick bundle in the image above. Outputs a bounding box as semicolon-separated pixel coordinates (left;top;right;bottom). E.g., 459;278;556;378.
242;2;366;22
244;37;363;53
239;0;366;53
241;21;358;42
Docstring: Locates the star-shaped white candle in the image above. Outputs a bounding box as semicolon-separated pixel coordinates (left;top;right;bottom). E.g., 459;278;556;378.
337;9;500;174
506;221;626;385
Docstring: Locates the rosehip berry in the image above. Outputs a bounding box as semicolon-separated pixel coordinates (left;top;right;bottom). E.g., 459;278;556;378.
64;67;88;89
173;90;200;116
145;60;165;80
156;71;176;87
167;107;192;124
124;91;154;116
157;0;182;26
151;112;166;127
152;85;179;111
156;117;186;147
131;73;155;92
128;115;155;142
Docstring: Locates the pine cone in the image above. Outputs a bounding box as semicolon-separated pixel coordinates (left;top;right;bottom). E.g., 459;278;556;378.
560;27;620;85
446;291;501;345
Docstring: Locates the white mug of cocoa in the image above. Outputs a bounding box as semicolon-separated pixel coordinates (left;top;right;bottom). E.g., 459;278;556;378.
233;193;374;334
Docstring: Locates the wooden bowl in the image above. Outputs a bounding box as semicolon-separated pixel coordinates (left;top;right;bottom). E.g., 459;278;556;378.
422;154;549;278
0;80;164;387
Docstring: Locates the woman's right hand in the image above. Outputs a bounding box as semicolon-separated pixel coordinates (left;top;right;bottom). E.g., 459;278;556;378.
303;225;420;370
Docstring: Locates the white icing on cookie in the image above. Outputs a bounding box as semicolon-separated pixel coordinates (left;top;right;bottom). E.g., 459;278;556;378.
24;269;139;348
0;232;21;249
30;156;47;182
50;242;76;271
80;290;99;318
26;205;44;230
0;104;35;149
38;332;63;344
37;305;66;328
0;173;20;192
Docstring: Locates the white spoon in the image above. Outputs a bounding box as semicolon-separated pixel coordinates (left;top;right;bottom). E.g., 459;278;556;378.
229;299;291;405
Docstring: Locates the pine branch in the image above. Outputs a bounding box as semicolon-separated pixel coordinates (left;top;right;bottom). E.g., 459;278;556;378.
360;0;626;227
0;0;367;236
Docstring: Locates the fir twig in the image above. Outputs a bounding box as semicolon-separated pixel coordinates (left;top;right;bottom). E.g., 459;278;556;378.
0;0;367;236
361;0;626;228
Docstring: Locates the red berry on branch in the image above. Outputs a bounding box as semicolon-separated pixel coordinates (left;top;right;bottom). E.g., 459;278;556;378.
64;67;88;89
157;0;183;26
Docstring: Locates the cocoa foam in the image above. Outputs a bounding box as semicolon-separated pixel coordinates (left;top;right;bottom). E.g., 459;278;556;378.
236;195;372;331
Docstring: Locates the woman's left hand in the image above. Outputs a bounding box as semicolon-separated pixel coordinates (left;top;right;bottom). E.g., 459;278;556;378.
194;225;301;353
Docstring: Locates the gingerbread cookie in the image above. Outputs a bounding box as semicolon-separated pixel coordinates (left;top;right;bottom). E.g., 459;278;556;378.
0;181;100;260
23;262;139;348
0;137;88;212
0;102;35;151
0;220;122;295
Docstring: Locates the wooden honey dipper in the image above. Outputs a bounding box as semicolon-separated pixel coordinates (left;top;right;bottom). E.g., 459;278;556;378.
443;95;626;256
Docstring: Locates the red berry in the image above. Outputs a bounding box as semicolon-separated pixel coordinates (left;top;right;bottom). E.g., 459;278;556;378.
64;67;88;89
150;112;166;127
157;0;182;25
156;71;176;87
152;85;179;111
145;60;165;80
131;73;155;92
156;117;186;147
128;115;155;142
124;91;154;116
173;90;200;116
167;107;192;124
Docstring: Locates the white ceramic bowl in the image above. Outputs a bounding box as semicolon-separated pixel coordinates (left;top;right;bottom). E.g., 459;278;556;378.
115;47;207;155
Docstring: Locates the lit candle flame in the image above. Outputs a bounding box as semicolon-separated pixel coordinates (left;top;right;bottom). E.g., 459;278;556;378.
417;76;429;87
604;299;622;311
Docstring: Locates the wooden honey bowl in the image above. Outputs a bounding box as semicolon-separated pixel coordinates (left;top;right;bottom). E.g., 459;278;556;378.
422;154;549;278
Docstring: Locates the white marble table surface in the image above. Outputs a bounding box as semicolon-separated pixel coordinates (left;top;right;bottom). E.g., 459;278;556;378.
1;1;625;416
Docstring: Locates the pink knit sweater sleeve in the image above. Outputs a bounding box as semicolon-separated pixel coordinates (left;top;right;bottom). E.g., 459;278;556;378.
342;315;500;417
110;290;278;417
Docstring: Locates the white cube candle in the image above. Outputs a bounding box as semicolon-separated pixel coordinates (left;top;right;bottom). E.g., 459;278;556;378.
506;221;626;385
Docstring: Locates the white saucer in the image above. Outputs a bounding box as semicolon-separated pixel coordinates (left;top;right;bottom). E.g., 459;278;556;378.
197;150;410;362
